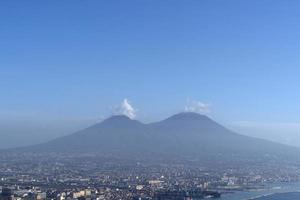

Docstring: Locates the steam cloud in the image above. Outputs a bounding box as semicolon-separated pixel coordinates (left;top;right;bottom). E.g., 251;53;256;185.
184;99;211;114
113;99;137;119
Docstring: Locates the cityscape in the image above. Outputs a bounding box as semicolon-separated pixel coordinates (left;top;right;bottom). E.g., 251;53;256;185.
1;152;300;200
2;1;300;200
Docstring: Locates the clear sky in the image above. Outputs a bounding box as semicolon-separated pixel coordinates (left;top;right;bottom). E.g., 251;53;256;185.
1;1;300;147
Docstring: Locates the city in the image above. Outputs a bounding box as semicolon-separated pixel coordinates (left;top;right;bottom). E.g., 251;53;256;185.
2;1;300;200
1;152;300;200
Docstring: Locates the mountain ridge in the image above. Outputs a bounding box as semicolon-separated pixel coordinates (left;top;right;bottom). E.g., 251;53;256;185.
8;112;300;163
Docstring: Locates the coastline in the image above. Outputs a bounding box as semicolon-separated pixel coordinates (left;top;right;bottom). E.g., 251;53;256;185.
220;181;300;200
247;191;300;200
247;193;278;200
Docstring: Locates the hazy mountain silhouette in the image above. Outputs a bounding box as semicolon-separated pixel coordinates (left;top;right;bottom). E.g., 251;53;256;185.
21;112;300;162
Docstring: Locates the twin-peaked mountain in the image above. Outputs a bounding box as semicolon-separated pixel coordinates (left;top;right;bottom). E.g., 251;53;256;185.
25;112;300;162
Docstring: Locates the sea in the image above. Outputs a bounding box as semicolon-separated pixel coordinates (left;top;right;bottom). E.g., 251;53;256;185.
219;181;300;200
251;192;300;199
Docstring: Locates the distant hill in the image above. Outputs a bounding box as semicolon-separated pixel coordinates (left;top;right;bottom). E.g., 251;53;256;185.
18;112;300;163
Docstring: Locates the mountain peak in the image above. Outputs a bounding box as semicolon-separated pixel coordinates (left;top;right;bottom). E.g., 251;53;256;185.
101;115;143;127
166;112;209;121
22;111;300;165
107;115;133;121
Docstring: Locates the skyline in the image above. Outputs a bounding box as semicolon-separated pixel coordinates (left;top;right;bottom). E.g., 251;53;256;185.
1;100;300;149
1;1;300;147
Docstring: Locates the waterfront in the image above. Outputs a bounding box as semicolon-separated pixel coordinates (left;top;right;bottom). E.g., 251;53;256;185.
220;182;300;200
252;192;300;200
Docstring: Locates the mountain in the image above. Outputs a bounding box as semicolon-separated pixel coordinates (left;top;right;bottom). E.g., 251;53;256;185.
19;112;300;163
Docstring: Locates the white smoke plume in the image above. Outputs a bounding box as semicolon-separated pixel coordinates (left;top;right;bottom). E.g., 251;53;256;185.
113;99;137;119
184;99;211;114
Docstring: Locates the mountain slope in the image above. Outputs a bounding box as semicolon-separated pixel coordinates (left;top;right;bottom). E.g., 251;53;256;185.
37;115;151;154
22;112;300;162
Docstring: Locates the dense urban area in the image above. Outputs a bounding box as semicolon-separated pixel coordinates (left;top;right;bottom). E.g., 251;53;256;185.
1;153;300;200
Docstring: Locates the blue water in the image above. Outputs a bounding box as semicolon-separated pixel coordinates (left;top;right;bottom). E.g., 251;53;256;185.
220;182;300;200
253;192;300;200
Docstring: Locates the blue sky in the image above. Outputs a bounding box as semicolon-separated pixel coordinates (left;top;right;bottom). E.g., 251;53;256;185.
1;1;300;147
